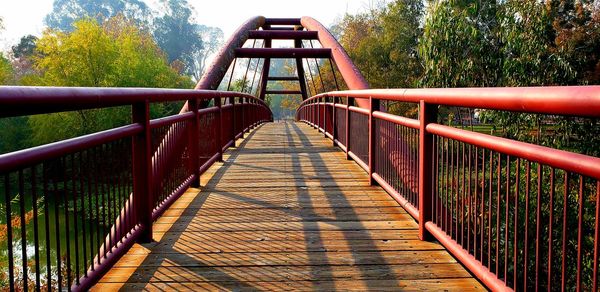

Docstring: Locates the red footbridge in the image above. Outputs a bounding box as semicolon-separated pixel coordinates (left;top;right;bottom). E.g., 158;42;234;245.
1;17;600;291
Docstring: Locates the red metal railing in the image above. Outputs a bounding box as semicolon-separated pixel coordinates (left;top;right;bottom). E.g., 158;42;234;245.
0;86;272;291
297;86;600;291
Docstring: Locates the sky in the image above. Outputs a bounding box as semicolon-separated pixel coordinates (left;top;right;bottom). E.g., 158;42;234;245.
0;0;382;52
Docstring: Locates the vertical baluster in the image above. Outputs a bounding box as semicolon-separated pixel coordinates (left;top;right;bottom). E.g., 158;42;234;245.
31;167;40;291
524;161;531;291
467;145;473;253
53;169;62;291
5;174;15;291
495;154;501;275
42;166;52;289
85;150;95;273
61;157;72;290
548;168;555;291
71;155;80;286
461;143;466;246
576;176;584;292
593;180;600;291
18;170;28;291
535;163;543;289
505;156;510;282
514;158;520;291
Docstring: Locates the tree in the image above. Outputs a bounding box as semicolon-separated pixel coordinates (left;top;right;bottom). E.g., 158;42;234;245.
10;35;39;85
28;16;193;145
44;0;150;31
190;25;224;81
11;35;37;59
0;54;12;85
546;0;600;84
153;0;223;80
419;0;500;88
332;0;423;89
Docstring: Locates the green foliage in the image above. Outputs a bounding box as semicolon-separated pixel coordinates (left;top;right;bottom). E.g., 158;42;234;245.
333;0;423;88
25;16;192;146
11;35;38;59
0;54;13;85
500;0;574;86
34;16;190;88
419;0;500;88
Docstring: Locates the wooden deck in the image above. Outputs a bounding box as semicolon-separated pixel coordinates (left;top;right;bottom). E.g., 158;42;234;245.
94;121;485;291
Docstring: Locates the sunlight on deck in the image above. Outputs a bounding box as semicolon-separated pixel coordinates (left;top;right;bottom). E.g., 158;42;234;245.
93;121;484;291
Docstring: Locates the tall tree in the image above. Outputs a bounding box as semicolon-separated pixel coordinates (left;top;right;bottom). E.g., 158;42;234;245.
44;0;150;31
153;0;223;80
419;0;500;88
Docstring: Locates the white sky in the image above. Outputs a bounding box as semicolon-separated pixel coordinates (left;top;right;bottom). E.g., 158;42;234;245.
0;0;382;52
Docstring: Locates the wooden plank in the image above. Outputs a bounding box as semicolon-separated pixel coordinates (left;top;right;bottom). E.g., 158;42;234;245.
111;250;457;268
151;220;417;232
150;229;420;242
93;278;486;291
95;121;483;290
160;206;409;217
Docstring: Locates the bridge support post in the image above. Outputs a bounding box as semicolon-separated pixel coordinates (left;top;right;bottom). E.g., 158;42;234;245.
345;96;352;160
132;100;153;243
369;96;380;186
231;97;237;147
332;96;337;147
323;97;328;137
188;98;201;188
216;96;224;162
418;101;438;241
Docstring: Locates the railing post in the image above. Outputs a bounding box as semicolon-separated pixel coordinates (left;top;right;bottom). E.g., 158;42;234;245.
231;96;236;147
241;97;246;136
323;97;328;137
345;96;351;160
369;96;380;186
132;100;153;243
418;100;438;241
316;98;320;130
313;100;317;128
332;96;337;146
216;95;223;162
188;98;200;188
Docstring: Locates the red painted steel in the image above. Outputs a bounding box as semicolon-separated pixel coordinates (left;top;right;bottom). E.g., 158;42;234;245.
297;85;600;291
300;16;370;108
248;30;318;39
264;18;302;25
195;16;265;91
426;124;600;179
0;86;271;291
235;48;331;58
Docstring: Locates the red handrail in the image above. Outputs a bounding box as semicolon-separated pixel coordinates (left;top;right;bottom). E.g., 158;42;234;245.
297;86;600;291
0;86;272;291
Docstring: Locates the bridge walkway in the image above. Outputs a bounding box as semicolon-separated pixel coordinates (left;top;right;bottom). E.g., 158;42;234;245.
94;121;484;291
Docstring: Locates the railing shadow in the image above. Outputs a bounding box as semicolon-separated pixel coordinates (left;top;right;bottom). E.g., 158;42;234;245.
285;121;398;289
120;125;269;290
116;121;399;290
